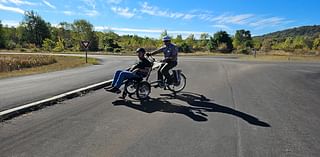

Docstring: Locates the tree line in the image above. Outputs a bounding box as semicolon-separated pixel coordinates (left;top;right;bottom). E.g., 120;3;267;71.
0;11;319;55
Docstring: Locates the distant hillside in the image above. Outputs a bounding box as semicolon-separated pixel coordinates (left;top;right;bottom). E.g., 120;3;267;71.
255;25;320;40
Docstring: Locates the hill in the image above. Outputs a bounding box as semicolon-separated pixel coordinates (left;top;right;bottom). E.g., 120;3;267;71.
255;25;320;40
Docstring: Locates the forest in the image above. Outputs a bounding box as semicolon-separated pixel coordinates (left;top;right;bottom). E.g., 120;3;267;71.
1;11;320;55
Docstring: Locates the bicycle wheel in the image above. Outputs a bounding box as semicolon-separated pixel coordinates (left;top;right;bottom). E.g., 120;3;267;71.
168;73;186;93
136;81;151;100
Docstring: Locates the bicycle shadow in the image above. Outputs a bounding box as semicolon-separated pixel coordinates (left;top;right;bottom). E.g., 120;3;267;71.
112;92;271;127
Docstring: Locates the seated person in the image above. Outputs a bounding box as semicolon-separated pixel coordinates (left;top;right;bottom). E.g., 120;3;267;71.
106;48;152;94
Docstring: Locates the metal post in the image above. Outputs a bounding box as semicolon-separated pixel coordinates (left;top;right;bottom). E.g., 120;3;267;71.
86;49;88;63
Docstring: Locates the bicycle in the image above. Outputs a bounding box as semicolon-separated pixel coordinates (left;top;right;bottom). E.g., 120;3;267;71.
121;56;186;100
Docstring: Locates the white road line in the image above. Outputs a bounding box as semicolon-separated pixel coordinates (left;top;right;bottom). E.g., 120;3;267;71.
0;79;113;120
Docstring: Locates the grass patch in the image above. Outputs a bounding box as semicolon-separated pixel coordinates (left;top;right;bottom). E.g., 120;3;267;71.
0;54;98;79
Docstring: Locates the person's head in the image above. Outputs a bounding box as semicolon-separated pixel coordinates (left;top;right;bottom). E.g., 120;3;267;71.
136;48;146;59
162;36;171;46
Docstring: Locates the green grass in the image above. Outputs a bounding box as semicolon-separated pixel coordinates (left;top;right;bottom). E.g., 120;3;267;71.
0;54;98;79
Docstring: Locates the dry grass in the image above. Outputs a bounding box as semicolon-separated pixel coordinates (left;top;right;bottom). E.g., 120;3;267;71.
240;54;320;62
0;55;57;72
0;54;98;79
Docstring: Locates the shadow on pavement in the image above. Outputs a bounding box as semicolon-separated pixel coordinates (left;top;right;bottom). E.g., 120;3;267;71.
112;92;271;127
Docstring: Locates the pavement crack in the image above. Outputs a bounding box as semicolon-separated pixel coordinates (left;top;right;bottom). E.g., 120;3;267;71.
221;63;243;157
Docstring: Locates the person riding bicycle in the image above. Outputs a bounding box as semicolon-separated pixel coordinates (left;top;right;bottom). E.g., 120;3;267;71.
106;48;152;94
146;35;178;87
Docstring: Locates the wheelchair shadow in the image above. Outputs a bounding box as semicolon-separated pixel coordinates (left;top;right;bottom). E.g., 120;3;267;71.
112;92;271;127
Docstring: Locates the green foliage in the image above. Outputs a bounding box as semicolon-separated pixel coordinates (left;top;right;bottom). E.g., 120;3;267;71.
207;37;218;52
185;34;195;49
42;38;55;51
179;42;192;53
313;37;320;50
1;10;319;55
53;38;65;52
212;31;233;53
233;30;253;54
258;25;320;40
22;11;51;47
0;21;4;48
5;41;17;50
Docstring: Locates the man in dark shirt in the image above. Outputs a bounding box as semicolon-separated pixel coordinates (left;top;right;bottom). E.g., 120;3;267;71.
106;48;152;93
147;36;178;85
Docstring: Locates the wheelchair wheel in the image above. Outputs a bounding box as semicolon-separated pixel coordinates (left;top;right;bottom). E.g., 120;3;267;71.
124;80;138;94
136;81;151;100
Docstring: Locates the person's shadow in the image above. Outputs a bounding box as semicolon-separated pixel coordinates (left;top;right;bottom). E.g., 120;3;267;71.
112;92;271;127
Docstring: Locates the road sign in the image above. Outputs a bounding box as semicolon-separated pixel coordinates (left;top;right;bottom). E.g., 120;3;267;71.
81;41;91;63
81;41;91;49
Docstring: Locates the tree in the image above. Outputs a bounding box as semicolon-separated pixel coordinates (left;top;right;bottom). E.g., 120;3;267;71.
199;33;209;50
313;36;320;50
185;34;195;50
180;42;192;53
53;37;65;52
22;11;51;47
292;36;307;49
212;31;233;53
207;36;218;52
252;38;262;50
160;30;168;39
233;30;253;54
42;38;55;51
0;21;4;48
71;19;98;51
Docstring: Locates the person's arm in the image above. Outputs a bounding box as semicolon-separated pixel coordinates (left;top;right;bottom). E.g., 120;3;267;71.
150;46;164;56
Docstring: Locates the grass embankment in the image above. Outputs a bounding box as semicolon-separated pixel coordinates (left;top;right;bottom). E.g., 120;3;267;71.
0;54;98;79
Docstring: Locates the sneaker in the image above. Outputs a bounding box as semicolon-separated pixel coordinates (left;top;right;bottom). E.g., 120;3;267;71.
104;86;113;90
107;87;121;94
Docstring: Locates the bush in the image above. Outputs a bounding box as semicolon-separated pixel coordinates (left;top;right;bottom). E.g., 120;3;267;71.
237;48;251;54
5;41;16;50
179;42;192;53
114;48;121;53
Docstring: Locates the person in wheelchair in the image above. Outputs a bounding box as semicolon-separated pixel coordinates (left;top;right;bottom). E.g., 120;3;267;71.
106;48;152;94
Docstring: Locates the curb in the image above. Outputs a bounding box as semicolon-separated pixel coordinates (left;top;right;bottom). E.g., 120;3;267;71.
0;80;113;121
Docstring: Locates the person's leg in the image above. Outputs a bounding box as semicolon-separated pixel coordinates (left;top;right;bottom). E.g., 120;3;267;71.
160;62;177;83
111;70;122;87
158;63;166;81
114;71;136;89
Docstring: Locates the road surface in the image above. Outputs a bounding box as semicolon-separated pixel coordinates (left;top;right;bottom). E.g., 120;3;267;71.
1;58;320;156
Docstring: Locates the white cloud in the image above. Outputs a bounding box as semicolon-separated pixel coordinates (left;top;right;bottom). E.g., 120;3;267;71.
63;11;75;16
42;0;56;9
85;9;99;17
107;0;122;4
249;17;288;27
1;20;20;27
211;14;254;25
0;3;24;14
95;26;208;36
111;7;135;18
0;0;37;6
140;2;196;20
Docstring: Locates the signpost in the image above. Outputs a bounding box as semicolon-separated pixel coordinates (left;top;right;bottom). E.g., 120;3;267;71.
81;41;91;63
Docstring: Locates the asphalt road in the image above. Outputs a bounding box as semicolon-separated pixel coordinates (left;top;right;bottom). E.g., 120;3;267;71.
1;58;320;157
0;55;136;111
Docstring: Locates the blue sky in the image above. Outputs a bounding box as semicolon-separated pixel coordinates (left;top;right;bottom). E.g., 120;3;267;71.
0;0;319;38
